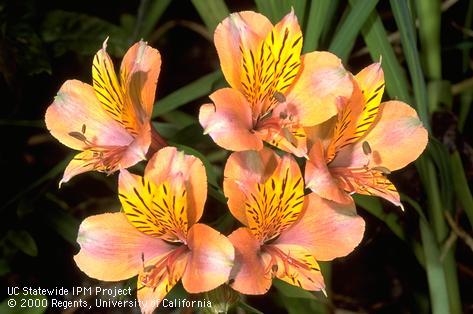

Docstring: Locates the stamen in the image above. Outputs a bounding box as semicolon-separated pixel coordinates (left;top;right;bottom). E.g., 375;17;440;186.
140;245;188;289
263;245;312;279
68;131;87;142
273;91;286;103
362;141;372;155
371;166;391;174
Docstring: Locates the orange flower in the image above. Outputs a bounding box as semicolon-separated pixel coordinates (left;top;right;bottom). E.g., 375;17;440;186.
223;148;365;294
74;147;234;314
45;39;166;186
305;63;428;208
199;10;352;157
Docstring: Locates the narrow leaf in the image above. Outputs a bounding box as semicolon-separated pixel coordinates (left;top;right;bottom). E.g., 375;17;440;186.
133;0;172;40
304;0;332;52
351;2;411;102
7;230;38;257
191;0;230;33
390;0;430;130
329;0;379;61
152;70;222;118
450;151;473;227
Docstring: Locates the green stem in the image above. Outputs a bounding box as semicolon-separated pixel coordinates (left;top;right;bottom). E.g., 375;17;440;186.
415;0;442;80
450;151;473;227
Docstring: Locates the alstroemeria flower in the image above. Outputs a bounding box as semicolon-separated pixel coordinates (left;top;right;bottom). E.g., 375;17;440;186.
223;148;365;294
199;10;352;157
74;147;234;314
305;63;428;208
45;39;166;185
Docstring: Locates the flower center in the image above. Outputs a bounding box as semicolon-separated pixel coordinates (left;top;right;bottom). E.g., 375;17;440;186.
140;244;188;293
262;245;312;278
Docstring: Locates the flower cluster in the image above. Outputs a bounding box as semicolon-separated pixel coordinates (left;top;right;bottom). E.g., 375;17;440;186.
45;10;427;314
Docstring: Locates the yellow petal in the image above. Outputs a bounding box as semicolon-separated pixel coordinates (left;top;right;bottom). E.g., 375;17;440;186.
118;170;188;242
245;154;304;242
267;244;325;291
325;64;385;163
240;10;303;117
120;40;162;123
214;11;272;91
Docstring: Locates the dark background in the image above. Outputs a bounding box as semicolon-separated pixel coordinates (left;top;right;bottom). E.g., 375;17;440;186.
1;0;472;313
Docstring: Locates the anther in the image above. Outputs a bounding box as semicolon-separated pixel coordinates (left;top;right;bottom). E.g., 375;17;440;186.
68;131;87;142
273;91;286;103
371;166;391;174
362;141;372;155
279;111;288;119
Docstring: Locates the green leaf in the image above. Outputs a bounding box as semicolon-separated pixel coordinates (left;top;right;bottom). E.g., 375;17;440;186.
458;91;472;131
208;185;227;205
161;110;197;127
7;230;38;257
133;0;172;40
450;151;473;227
273;279;317;300
254;0;306;24
0;294;47;314
353;195;406;241
0;259;11;276
0;2;51;76
237;300;264;314
389;0;430;130
427;80;452;112
278;296;327;314
403;195;450;314
152;122;181;139
329;0;379;62
415;0;442;80
0;120;45;128
427;138;454;209
352;2;411;102
303;0;333;52
191;0;229;33
152;70;223;118
2;156;70;212
43;208;80;245
42;10;129;57
274;279;328;314
415;157;462;314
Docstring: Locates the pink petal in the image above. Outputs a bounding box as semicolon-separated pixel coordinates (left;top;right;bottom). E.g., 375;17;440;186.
332;101;429;171
74;213;173;281
199;88;263;151
228;228;272;294
214;11;272;90
181;224;234;293
45;80;132;150
224;149;279;226
277;193;365;261
144;147;207;225
271;243;325;291
305;140;353;204
120;40;162;121
286;51;353;127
